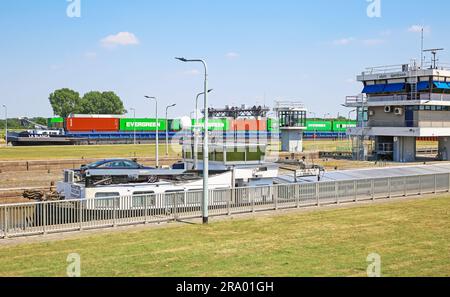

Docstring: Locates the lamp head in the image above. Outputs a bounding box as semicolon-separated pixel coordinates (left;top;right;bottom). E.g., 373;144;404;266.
175;57;187;62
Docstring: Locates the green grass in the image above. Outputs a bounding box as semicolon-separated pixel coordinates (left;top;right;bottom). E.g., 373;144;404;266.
0;196;449;277
0;144;182;160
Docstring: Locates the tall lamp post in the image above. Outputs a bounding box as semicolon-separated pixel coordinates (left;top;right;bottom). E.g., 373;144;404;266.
176;57;209;224
194;89;213;169
2;105;7;147
165;103;176;156
129;107;136;145
144;96;159;168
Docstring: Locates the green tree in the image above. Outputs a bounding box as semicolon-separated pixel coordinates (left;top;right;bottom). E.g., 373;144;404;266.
79;91;126;114
49;88;81;118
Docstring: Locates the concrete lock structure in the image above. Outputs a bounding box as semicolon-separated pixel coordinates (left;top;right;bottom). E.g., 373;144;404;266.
345;56;450;162
274;101;307;153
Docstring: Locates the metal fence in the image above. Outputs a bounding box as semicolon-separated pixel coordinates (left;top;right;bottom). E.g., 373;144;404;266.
1;172;449;239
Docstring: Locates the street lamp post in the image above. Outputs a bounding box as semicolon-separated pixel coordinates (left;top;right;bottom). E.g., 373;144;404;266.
194;89;213;169
130;107;136;145
144;96;159;168
176;57;209;224
165;104;176;156
348;109;356;121
2;105;7;147
308;112;317;150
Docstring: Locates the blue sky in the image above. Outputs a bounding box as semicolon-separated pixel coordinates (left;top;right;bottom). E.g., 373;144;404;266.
1;0;449;118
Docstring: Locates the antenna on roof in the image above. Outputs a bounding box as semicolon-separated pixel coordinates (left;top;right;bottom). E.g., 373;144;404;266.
420;27;424;69
423;48;445;69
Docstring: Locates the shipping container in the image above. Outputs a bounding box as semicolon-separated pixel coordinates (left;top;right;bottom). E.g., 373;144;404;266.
305;120;333;132
267;118;279;132
119;118;166;131
66;117;120;132
170;119;182;131
192;118;230;131
332;121;357;132
231;119;267;132
48;117;64;129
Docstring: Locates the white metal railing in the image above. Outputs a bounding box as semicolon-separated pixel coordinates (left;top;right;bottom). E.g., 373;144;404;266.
274;101;306;110
1;172;449;239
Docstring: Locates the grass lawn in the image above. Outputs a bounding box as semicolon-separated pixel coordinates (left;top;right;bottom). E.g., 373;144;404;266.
0;144;182;161
0;195;449;277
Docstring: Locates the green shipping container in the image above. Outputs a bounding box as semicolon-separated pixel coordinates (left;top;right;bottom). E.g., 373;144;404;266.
332;121;357;132
48;117;64;129
305;120;332;132
267;118;280;132
170;119;181;131
192;119;230;131
120;118;166;131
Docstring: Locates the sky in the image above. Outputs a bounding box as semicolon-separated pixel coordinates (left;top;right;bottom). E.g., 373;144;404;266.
1;0;449;119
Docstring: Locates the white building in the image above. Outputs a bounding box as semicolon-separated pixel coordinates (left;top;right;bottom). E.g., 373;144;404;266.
345;60;450;162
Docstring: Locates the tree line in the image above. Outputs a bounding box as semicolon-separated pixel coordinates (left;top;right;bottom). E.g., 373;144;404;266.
49;88;126;118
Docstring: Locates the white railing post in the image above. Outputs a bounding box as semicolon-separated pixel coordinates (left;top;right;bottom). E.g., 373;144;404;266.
404;177;407;197
388;178;392;198
296;184;300;208
448;173;450;193
113;198;117;227
274;186;278;210
335;182;339;205
316;183;320;207
173;194;178;222
434;175;437;194
227;191;231;216
79;199;83;231
144;195;149;224
42;202;47;235
371;179;375;201
354;181;358;202
251;190;255;213
3;206;8;239
419;176;423;195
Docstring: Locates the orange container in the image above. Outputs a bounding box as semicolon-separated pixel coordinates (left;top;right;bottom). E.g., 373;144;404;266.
65;118;120;132
231;119;267;131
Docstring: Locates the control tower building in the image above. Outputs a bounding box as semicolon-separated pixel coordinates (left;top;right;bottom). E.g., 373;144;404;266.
345;51;450;162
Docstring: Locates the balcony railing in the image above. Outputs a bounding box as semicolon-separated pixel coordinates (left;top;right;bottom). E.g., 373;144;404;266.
346;93;450;106
365;120;450;128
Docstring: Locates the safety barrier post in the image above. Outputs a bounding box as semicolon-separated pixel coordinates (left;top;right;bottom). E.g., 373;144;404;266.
296;184;300;208
316;183;320;207
144;196;149;224
274;186;278;210
173;195;178;222
388;178;392;198
3;206;8;239
403;177;407;197
335;182;339;205
371;179;375;201
434;175;437;194
448;173;450;193
251;191;255;213
43;202;47;235
79;199;83;231
113;198;117;227
419;176;423;195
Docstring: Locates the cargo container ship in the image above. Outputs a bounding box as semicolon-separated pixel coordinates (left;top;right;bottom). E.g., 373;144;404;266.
7;114;357;146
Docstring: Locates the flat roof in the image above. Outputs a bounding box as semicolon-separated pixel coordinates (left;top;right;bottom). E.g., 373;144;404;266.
276;163;450;183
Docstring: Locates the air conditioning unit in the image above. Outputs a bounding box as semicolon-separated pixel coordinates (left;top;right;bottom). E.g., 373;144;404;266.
384;106;392;113
369;110;375;116
394;107;403;116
